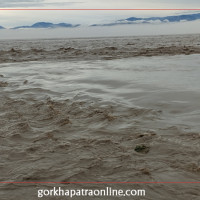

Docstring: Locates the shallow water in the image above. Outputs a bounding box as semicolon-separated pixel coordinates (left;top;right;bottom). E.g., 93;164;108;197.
1;54;200;130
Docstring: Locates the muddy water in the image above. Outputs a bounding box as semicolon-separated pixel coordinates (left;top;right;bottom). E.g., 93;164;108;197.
1;34;200;63
0;37;200;199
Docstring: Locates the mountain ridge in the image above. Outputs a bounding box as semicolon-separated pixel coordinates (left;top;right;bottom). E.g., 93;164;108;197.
12;22;80;29
1;13;200;29
91;13;200;26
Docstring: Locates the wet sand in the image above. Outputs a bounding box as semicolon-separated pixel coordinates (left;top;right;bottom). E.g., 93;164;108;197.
0;35;200;199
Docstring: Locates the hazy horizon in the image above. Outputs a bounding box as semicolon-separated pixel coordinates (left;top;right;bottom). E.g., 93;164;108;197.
0;1;200;40
0;20;200;40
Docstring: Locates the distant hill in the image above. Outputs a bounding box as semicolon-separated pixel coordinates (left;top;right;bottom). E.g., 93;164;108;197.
126;13;200;23
13;22;80;29
91;13;200;26
0;26;5;29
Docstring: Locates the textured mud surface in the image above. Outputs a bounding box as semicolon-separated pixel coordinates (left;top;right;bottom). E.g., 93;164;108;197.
1;34;200;63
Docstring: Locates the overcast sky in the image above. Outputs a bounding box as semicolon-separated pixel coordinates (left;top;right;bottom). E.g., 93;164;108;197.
0;0;199;27
0;0;199;9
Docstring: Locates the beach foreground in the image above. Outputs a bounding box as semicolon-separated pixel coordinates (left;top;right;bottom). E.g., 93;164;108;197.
0;35;200;199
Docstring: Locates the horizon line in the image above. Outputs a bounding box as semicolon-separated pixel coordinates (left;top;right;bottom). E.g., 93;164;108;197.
0;9;200;11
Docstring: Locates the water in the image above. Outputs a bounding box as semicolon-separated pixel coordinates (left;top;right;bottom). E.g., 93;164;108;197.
0;36;200;199
1;34;200;63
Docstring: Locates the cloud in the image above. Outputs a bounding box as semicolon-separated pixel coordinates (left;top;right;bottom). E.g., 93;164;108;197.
0;0;82;8
0;0;199;28
0;0;42;7
0;0;199;8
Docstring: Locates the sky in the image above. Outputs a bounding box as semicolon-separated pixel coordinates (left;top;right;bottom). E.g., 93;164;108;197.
0;0;200;27
0;0;199;9
0;0;200;39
